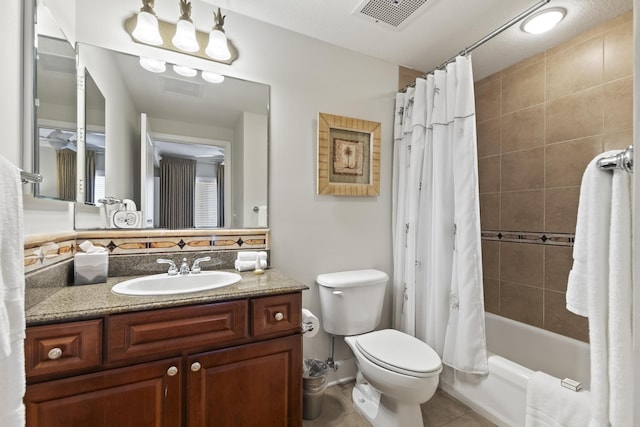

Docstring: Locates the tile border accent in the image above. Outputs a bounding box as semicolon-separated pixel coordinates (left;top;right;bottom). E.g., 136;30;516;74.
481;230;574;247
24;229;270;274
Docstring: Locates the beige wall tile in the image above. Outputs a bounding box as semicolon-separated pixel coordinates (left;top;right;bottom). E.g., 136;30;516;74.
545;187;580;233
603;76;633;133
604;18;633;81
545;136;603;188
546;36;603;101
480;193;500;230
546;86;603;144
475;71;501;87
602;10;633;32
501;104;545;153
500;281;543;327
604;129;633;151
477;118;501;157
483;278;500;314
547;27;603;58
482;240;500;279
544;290;589;342
398;66;425;91
475;78;501;123
544;245;573;292
501;190;544;231
479;155;500;194
500;242;543;287
502;61;545;115
501;147;544;191
502;52;545;77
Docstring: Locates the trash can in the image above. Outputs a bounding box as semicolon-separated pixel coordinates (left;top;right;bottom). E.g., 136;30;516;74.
302;359;329;420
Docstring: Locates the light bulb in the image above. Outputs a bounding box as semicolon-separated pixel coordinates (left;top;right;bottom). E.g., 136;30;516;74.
205;29;231;61
172;19;199;52
201;71;225;83
522;8;566;34
173;64;198;77
139;57;166;73
132;11;163;45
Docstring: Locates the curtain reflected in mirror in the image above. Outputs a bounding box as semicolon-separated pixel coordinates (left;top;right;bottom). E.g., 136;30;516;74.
159;156;196;229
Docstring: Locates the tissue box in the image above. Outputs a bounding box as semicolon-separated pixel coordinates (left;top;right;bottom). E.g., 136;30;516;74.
74;252;108;285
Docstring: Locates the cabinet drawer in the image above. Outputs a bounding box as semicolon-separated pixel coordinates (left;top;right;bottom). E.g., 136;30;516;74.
251;293;301;338
107;300;249;364
25;319;102;381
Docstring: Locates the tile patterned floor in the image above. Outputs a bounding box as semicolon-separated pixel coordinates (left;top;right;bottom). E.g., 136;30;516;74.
302;382;496;427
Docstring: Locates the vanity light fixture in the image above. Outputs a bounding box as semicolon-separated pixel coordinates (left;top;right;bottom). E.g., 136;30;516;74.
132;0;163;45
125;3;238;65
172;0;199;52
205;8;232;61
173;64;198;77
201;71;225;83
139;57;166;73
521;7;566;34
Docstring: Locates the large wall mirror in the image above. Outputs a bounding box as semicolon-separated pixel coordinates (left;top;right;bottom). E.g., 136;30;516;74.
74;44;269;230
33;2;78;201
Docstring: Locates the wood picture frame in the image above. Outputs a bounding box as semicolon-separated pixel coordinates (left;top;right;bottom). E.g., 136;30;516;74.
317;112;381;196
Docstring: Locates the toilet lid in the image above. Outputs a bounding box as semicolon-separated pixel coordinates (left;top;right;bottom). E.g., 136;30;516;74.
355;329;442;378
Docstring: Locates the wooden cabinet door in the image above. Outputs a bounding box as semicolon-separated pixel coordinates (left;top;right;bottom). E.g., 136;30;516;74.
25;358;182;427
186;334;302;427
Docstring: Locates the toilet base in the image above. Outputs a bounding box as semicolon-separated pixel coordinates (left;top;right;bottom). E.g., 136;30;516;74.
352;378;424;427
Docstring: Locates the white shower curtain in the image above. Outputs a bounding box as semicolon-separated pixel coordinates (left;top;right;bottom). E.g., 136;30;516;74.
392;56;487;374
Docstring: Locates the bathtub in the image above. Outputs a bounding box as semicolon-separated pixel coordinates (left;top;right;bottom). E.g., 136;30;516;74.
439;313;590;427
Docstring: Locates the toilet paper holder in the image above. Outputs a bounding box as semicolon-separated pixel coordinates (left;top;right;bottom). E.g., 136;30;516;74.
301;321;315;334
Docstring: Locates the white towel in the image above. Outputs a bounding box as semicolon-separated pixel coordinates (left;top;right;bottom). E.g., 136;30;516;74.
234;259;267;272
236;251;267;262
566;151;634;427
0;156;26;427
525;371;591;427
607;168;632;426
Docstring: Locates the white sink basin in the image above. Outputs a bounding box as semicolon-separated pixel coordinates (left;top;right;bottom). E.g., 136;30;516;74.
112;271;242;296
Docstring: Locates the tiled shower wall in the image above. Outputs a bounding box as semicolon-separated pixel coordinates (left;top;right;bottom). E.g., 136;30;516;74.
475;11;632;342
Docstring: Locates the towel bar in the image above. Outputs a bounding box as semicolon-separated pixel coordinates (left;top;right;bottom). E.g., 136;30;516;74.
20;170;43;184
597;146;633;173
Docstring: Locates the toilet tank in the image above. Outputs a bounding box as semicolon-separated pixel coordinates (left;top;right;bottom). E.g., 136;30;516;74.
317;269;388;336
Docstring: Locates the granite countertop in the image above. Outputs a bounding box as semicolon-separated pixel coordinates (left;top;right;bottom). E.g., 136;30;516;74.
25;269;308;325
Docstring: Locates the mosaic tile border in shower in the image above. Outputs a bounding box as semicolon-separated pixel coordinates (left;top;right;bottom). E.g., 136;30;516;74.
481;230;574;247
24;229;270;274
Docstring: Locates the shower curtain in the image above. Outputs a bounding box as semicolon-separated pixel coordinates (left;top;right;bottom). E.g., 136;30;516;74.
392;56;487;374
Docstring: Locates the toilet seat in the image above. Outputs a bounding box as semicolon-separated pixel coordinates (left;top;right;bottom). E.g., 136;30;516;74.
355;329;442;378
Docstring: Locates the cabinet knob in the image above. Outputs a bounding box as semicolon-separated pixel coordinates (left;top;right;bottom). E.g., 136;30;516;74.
191;362;201;372
47;347;63;360
167;366;178;376
274;312;284;321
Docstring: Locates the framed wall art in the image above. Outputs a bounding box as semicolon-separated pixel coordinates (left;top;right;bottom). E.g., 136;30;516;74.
317;112;381;196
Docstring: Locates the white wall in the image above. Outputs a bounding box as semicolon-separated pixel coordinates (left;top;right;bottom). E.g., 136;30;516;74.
242;112;268;228
9;0;398;381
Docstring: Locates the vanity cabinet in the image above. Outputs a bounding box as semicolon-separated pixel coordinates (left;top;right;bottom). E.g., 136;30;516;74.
24;292;302;427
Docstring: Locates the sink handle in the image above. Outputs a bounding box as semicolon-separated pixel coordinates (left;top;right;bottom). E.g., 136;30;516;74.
157;259;178;276
191;256;212;274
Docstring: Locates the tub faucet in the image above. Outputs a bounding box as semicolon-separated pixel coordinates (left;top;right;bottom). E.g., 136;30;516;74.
191;256;212;274
179;258;190;275
157;259;178;276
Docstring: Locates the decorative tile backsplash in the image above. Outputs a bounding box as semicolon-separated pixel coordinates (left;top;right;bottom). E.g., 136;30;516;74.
24;229;269;275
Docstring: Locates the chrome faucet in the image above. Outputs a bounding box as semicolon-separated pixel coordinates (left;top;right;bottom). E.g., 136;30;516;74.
157;258;178;276
179;258;190;275
191;256;212;274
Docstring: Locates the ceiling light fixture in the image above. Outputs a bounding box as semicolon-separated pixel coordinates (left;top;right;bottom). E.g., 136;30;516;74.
139;57;167;73
173;64;198;77
205;8;232;61
125;3;238;65
201;71;225;83
521;7;566;34
172;0;199;52
132;0;163;45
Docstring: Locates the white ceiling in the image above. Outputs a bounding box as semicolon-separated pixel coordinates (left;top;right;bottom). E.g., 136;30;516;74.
202;0;633;81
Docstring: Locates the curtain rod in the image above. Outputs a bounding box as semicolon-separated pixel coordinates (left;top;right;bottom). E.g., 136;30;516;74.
400;0;551;93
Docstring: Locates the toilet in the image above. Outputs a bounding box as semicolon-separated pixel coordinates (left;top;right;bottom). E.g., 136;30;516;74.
317;269;442;427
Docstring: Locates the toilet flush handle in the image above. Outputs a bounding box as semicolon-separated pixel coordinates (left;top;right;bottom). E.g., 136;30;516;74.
332;290;343;296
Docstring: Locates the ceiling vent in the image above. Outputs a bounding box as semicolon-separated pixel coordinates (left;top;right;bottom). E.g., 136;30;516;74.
353;0;431;30
162;77;203;98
